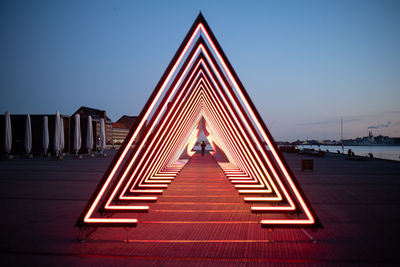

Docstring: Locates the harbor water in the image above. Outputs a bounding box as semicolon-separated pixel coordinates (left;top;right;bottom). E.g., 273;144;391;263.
298;145;400;162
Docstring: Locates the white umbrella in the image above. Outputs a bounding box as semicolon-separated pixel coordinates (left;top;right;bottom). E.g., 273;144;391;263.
86;115;93;153
74;114;81;154
99;118;106;153
24;114;32;155
60;118;64;153
54;111;61;157
4;111;12;155
43;116;49;155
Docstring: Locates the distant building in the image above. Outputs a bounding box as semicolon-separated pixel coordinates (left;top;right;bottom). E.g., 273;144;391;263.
117;115;141;129
112;115;146;145
0;108;149;156
112;122;129;145
72;106;113;149
343;133;400;146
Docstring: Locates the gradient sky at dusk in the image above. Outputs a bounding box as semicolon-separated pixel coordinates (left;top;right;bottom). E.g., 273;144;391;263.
1;0;399;141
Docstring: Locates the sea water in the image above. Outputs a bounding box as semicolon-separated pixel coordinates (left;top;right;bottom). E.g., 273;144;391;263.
298;145;400;162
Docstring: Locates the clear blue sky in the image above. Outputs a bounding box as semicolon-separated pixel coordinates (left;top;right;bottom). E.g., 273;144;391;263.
1;0;399;141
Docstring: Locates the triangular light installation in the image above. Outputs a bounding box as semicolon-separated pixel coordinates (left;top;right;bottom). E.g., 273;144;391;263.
76;14;322;229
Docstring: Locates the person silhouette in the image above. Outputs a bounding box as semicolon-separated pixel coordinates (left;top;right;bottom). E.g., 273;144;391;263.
201;141;206;156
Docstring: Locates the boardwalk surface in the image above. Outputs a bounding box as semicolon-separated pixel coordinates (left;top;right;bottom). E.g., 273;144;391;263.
0;151;400;265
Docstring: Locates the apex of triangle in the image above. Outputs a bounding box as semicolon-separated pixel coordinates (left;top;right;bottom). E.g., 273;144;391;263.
196;11;206;22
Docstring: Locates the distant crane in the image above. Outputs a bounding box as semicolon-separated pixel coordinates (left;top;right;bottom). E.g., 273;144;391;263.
341;116;344;154
340;116;343;141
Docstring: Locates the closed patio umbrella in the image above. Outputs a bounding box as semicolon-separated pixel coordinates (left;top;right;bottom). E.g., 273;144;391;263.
99;118;106;154
54;111;61;157
86;115;93;154
4;111;12;155
74;114;81;155
43;116;49;155
24;114;32;155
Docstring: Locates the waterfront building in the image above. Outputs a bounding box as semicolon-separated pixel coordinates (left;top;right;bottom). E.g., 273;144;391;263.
112;115;146;146
72;106;113;149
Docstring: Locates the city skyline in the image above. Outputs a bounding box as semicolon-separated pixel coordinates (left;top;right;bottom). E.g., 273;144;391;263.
1;0;399;141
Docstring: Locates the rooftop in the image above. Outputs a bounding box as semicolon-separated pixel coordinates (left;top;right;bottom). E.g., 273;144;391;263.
117;115;140;129
73;106;112;122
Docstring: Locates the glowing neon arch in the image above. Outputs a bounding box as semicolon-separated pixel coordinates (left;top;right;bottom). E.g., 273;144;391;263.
76;13;322;229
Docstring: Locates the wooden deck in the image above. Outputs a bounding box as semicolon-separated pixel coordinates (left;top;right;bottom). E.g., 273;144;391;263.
0;151;399;265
